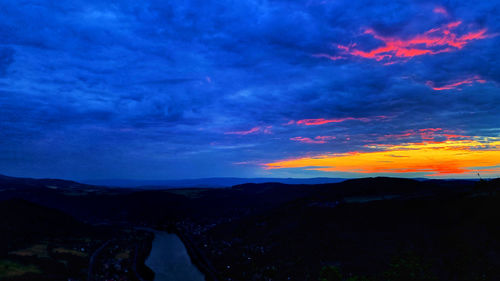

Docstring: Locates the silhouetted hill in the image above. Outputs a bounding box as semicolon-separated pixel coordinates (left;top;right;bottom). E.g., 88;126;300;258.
0;199;83;231
307;177;476;203
0;199;87;253
0;175;480;225
81;177;347;188
204;178;500;281
0;199;155;281
0;174;103;192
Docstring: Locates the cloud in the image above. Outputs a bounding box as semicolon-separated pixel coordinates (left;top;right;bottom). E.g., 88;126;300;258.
329;19;494;64
290;136;336;144
290;137;326;144
312;53;344;61
294;116;389;126
0;47;15;76
0;0;499;179
376;128;470;142
433;6;449;17
225;126;272;135
426;75;487;90
296;117;368;125
265;138;500;177
315;136;337;141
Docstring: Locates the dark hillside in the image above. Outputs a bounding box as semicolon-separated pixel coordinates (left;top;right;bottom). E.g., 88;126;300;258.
203;179;500;281
0;199;86;253
0;175;498;280
0;199;154;281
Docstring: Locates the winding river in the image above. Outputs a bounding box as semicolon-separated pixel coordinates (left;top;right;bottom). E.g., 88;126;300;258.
145;231;206;281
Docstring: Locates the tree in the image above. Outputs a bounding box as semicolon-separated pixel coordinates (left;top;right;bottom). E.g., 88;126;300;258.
319;266;342;281
383;252;437;281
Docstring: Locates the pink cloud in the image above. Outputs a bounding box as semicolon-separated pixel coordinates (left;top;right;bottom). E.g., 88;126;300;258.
290;137;326;144
312;53;344;61
290;136;336;144
262;126;272;134
315;136;336;141
224;126;272;135
376;128;470;142
433;6;449;17
320;20;494;64
426;75;487;91
295;116;386;126
296;117;365;125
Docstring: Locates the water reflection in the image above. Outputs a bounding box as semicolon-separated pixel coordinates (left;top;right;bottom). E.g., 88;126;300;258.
146;231;206;281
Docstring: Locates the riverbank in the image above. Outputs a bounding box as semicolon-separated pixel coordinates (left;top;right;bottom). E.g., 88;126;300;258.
173;228;220;281
133;232;155;281
87;227;155;281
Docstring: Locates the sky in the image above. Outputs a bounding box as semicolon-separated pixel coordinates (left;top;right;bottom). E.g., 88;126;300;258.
0;0;499;180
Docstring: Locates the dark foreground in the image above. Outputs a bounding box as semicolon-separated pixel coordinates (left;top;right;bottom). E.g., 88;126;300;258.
0;174;499;280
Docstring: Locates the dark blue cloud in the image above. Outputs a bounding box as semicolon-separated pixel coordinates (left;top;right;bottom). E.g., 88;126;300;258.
0;0;499;179
0;47;14;76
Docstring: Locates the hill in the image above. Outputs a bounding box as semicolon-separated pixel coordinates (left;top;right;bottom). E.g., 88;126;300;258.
0;174;499;280
81;177;347;188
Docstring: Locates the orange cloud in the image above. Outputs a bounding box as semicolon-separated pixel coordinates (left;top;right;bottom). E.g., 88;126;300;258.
426;75;487;91
264;138;500;177
330;20;492;63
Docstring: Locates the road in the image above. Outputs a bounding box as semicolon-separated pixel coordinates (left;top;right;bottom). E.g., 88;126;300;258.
88;239;111;281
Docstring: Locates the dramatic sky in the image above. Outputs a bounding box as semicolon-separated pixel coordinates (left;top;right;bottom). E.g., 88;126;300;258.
1;0;499;180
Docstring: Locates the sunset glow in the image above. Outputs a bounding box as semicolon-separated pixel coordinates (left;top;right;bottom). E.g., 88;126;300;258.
265;139;500;176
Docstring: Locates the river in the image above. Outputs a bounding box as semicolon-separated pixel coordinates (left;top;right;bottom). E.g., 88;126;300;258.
145;231;206;281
